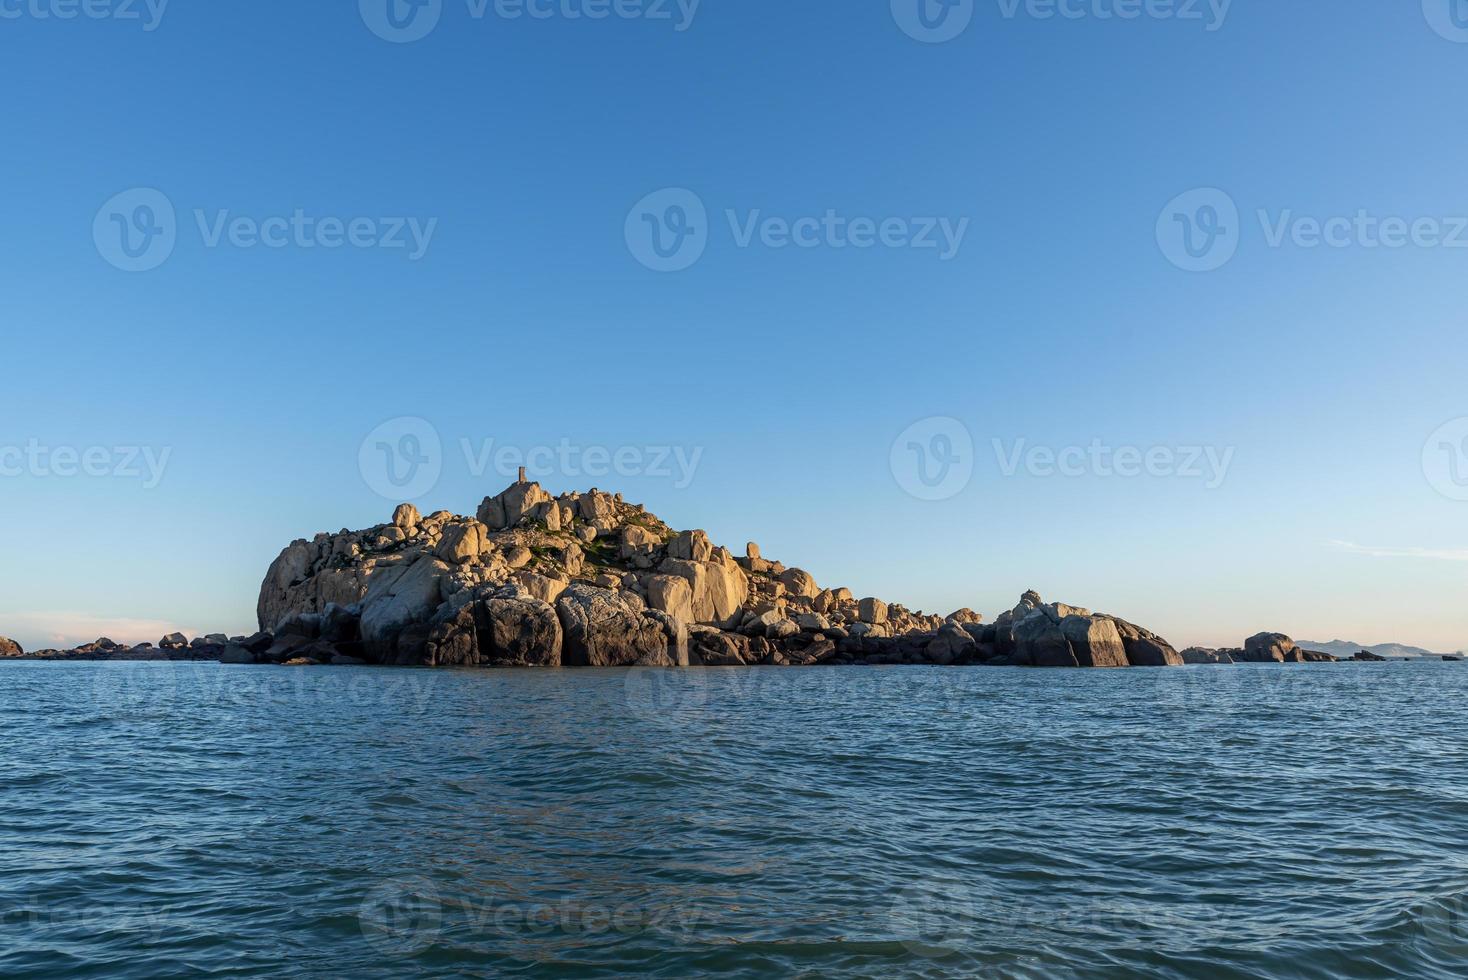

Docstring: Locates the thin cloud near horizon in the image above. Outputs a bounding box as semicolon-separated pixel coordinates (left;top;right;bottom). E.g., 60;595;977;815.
1328;540;1468;562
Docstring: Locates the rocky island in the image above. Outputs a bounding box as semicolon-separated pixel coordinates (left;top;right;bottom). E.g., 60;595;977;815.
0;477;1424;671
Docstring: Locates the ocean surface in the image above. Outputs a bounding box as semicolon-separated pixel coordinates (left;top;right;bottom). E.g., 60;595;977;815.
2;660;1467;979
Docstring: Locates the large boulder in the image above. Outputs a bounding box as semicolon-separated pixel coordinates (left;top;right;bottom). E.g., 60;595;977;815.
476;494;506;529
477;479;552;530
858;597;889;625
1011;609;1076;667
0;636;23;658
514;572;569;606
926;623;977;665
1181;647;1235;665
219;645;257;664
668;530;714;562
778;567;819;600
427;596;562;668
1102;616;1184;667
555;585;680;667
359;555;452;663
658;555;749;627
1061;615;1129;668
577;491;617;523
1012;606;1128;668
435;521;490;564
500;481;552;526
392;503;421;530
256;538;372;631
646;574;695;624
619;525;662;561
688;625;749;666
1241;632;1296;663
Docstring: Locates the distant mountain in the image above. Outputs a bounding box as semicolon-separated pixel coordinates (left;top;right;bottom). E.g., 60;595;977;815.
1296;639;1454;660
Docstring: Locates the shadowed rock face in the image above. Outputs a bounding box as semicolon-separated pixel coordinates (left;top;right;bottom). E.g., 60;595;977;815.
1182;647;1236;665
1241;632;1297;663
426;596;562;668
242;480;1187;671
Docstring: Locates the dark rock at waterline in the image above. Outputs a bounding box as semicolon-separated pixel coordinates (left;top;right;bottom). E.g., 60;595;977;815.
1240;632;1296;663
1352;650;1388;662
426;595;563;668
1181;647;1235;665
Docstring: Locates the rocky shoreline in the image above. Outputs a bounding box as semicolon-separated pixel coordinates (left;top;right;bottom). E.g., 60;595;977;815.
0;479;1437;670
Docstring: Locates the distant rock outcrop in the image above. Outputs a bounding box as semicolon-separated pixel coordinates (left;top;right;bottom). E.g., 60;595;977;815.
246;481;1183;671
1239;632;1297;663
1180;647;1235;665
0;636;23;658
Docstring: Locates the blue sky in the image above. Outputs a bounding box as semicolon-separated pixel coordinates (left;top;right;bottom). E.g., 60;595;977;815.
2;1;1467;652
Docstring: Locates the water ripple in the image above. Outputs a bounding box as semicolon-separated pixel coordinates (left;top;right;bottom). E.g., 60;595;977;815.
2;661;1468;977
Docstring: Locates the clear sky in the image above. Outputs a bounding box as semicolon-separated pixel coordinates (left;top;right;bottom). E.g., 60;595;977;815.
2;1;1466;653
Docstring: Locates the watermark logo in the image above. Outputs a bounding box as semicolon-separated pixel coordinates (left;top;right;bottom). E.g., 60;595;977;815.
627;189;970;272
624;666;710;726
94;189;438;271
1156;187;1239;272
886;879;976;957
94;188;176;273
891;417;974;501
361;0;699;41
994;438;1234;488
892;0;974;43
996;0;1232;30
1424;0;1468;42
461;438;703;489
359;417;443;501
0;0;169;30
1423;417;1468;502
359;876;443;956
625;188;708;272
1160;188;1468;271
360;0;443;42
91;661;179;717
0;441;172;488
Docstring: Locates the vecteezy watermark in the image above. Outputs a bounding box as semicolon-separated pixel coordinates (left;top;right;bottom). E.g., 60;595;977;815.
892;0;1232;42
1422;417;1468;502
1412;892;1468;953
1156;187;1240;272
993;438;1235;488
1158;188;1468;272
1423;0;1468;42
461;438;704;490
358;877;704;956
626;188;970;272
624;188;709;273
624;665;709;726
359;0;700;43
360;417;444;502
886;879;978;957
891;0;975;43
93;188;178;273
994;0;1232;30
93;188;438;272
0;440;171;488
357;418;706;500
891;417;975;501
359;877;444;956
0;0;169;30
